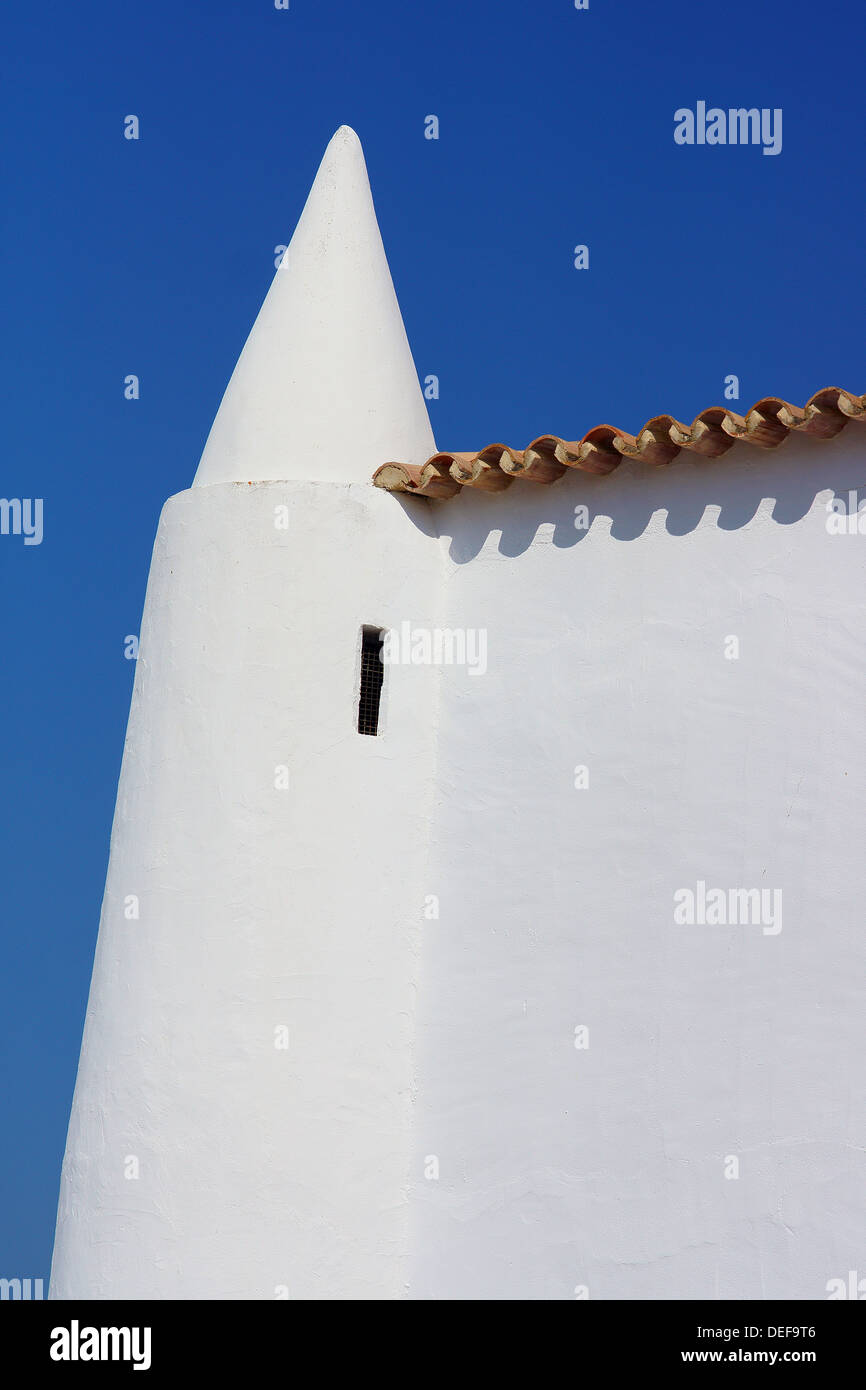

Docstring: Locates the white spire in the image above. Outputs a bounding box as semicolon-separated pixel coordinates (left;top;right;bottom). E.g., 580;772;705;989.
192;126;436;486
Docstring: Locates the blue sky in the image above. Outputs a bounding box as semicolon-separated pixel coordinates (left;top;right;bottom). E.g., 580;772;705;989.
1;0;863;1283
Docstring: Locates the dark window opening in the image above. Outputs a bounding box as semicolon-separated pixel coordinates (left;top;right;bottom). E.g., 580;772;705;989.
357;627;384;735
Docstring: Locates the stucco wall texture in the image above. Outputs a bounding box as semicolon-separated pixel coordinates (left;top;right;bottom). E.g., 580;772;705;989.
411;429;866;1299
51;432;866;1298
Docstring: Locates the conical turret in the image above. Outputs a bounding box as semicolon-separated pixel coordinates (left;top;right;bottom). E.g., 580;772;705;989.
50;126;445;1301
193;126;435;487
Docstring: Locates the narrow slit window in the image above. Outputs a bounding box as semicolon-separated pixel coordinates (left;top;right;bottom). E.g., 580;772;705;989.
357;627;384;735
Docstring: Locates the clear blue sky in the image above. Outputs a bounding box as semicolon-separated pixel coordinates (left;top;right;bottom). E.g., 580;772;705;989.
1;0;863;1284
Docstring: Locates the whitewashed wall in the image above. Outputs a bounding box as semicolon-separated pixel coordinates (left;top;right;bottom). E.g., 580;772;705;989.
52;430;866;1300
50;479;444;1300
410;429;866;1299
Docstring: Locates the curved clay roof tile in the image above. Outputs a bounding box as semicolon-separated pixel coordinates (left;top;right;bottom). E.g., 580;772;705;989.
373;387;866;498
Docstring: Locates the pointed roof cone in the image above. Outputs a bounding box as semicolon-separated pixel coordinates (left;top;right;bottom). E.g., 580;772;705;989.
192;127;436;487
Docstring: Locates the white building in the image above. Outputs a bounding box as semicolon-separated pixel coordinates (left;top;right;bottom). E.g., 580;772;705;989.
50;127;866;1301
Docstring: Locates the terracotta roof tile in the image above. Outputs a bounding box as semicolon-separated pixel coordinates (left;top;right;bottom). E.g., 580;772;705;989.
373;387;866;498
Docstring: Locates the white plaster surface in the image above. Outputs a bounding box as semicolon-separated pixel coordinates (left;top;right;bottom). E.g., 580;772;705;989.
52;436;866;1299
192;127;435;488
409;431;866;1299
50;480;443;1299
